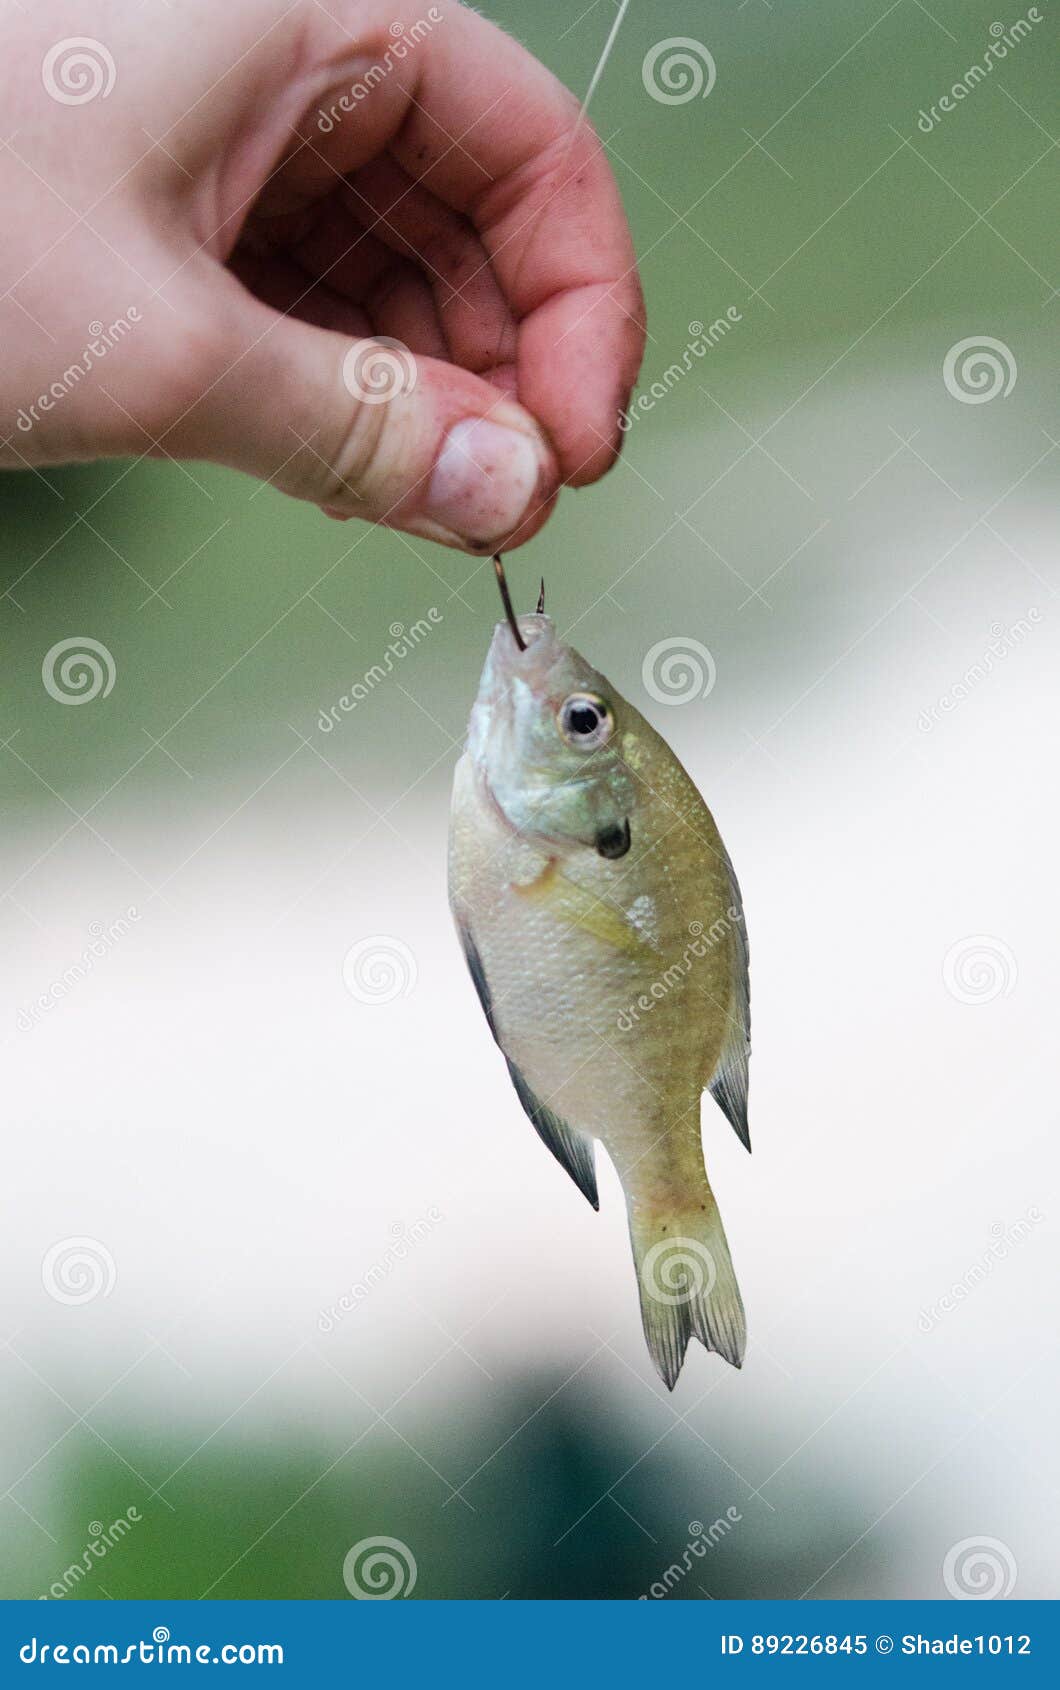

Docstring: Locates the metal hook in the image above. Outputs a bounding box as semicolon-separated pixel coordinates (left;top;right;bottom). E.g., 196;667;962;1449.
492;554;526;652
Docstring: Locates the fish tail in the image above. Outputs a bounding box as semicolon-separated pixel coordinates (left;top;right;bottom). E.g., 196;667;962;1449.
627;1186;746;1389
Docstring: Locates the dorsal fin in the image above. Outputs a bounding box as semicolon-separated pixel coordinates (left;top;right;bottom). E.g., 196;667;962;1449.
707;845;751;1152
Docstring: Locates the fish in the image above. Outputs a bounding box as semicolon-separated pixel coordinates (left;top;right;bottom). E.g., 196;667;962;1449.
447;558;750;1389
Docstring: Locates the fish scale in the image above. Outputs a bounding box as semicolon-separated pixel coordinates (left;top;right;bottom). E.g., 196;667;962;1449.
449;589;751;1388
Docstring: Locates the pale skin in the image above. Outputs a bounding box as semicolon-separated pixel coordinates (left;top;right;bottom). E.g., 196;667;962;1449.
0;0;645;551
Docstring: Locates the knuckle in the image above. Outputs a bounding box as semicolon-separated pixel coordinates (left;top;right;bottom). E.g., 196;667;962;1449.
320;388;394;506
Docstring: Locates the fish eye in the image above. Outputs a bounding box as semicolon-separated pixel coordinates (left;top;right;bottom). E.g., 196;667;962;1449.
558;692;613;750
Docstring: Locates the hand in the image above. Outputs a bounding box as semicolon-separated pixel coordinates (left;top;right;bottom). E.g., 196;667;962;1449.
1;0;645;552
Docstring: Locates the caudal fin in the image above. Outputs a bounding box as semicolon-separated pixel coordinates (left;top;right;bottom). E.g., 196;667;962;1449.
628;1198;746;1389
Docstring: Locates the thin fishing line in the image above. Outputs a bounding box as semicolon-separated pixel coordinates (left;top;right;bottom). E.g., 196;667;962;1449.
490;0;633;618
575;0;632;142
491;0;633;372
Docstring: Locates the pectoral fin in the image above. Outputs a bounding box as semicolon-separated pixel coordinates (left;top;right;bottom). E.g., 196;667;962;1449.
455;922;598;1209
513;859;657;958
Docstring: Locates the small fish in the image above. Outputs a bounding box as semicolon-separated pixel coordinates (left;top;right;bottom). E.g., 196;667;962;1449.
448;560;751;1388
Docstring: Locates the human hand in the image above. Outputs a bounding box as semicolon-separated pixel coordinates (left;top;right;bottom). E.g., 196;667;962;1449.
1;0;645;552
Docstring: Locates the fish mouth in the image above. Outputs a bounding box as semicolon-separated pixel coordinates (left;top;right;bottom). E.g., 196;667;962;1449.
513;613;550;647
489;612;554;662
475;616;560;719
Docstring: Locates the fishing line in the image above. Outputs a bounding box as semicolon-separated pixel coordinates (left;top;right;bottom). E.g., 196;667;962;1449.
490;0;632;608
571;0;633;149
492;0;631;377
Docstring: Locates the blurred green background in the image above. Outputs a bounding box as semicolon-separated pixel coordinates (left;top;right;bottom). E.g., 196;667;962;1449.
2;0;1057;1601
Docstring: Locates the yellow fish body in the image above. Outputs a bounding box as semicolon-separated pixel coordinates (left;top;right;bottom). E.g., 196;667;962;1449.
448;596;750;1388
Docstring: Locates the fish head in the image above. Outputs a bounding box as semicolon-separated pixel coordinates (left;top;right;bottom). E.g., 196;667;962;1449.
468;612;636;858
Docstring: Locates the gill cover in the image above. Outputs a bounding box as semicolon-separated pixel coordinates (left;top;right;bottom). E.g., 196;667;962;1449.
469;560;634;853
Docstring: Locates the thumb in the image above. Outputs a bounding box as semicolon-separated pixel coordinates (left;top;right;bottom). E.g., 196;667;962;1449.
168;284;559;552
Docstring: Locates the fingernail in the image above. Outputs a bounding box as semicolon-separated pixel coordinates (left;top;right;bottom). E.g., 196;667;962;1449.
427;417;551;545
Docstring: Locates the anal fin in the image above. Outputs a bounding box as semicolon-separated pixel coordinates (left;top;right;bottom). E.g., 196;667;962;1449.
456;919;598;1209
505;1058;598;1211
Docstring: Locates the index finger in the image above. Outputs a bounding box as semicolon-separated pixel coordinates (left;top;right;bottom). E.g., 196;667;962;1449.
306;1;646;484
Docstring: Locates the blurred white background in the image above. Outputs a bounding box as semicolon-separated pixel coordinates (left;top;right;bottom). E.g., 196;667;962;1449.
4;361;1058;1597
